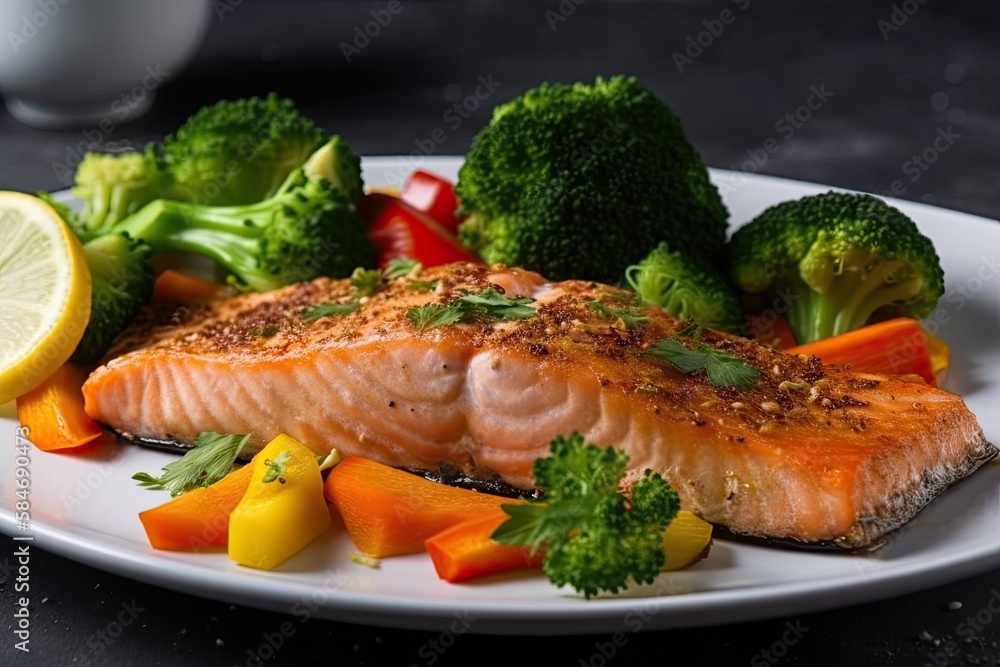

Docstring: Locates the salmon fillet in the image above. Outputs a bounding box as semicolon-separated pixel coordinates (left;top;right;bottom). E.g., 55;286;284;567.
82;262;996;548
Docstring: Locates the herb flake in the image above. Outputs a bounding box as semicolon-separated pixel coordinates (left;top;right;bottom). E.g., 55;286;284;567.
406;287;536;330
300;301;360;322
587;301;649;329
132;432;251;496
647;327;759;390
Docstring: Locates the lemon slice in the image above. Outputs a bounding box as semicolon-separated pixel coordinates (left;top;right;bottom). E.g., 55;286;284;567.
0;192;91;404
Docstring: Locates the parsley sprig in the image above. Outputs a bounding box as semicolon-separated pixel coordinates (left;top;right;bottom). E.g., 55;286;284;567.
647;324;759;390
132;432;251;496
406;287;536;330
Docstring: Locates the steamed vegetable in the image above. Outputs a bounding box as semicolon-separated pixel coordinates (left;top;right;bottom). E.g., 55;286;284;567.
139;462;255;550
108;140;375;292
456;75;728;283
492;433;680;598
15;363;103;451
728;192;944;344
784;317;939;385
425;509;543;583
163;93;328;206
626;241;742;333
360;193;479;269
228;434;331;570
323;456;519;558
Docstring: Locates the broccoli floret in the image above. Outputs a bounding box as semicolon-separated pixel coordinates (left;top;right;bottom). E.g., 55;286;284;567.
39;193;155;363
163;93;327;206
72;233;155;364
302;135;363;206
625;242;742;333
108;144;375;292
455;75;728;284
492;433;680;598
72;145;186;237
728;191;944;344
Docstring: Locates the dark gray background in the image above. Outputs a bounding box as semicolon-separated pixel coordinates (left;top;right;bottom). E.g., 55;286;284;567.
2;1;999;665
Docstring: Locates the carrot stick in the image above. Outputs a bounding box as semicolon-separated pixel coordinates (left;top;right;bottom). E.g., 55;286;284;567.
425;509;542;583
16;363;103;451
784;317;936;385
152;269;227;304
138;464;254;551
324;456;522;558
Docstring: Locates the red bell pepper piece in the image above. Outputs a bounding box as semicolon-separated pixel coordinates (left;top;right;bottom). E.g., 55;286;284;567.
359;193;479;269
401;169;462;235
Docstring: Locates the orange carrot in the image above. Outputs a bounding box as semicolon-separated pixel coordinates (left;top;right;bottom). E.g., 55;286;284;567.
152;269;227;304
324;456;521;558
785;317;936;385
16;363;103;451
425;509;542;583
138;464;255;551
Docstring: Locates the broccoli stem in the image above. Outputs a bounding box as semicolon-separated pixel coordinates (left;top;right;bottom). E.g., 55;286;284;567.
783;258;922;343
111;199;264;282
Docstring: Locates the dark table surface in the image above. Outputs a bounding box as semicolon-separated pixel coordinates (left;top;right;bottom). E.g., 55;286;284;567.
2;1;1000;665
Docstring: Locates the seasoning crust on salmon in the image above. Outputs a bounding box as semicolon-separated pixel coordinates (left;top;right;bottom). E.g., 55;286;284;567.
82;262;996;548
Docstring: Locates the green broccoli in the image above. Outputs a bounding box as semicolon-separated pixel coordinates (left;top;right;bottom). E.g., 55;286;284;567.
300;135;363;206
72;233;155;364
728;191;944;344
625;242;742;333
37;193;154;363
163;92;327;206
491;432;680;598
108;141;375;292
71;145;187;237
455;75;728;284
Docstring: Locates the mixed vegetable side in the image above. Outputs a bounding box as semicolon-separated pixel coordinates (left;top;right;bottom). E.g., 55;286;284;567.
9;75;952;597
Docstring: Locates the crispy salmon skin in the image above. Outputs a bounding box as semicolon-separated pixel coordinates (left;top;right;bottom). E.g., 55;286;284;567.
82;262;996;548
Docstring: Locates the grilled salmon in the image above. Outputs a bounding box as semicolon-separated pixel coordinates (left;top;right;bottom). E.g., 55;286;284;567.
82;262;996;548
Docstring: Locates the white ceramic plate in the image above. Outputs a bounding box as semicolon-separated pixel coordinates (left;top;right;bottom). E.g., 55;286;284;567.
1;157;999;635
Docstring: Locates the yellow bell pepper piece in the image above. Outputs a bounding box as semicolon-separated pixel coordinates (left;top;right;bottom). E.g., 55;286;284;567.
228;434;330;570
661;510;713;571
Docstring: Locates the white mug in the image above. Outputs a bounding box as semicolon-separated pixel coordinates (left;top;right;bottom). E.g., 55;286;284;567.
0;0;211;128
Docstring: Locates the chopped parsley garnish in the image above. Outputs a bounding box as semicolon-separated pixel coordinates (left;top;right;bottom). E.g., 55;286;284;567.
383;258;422;279
406;287;536;330
132;432;251;496
647;325;759;390
262;450;290;483
350;267;384;297
406;280;439;292
587;300;649;329
300;301;361;322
